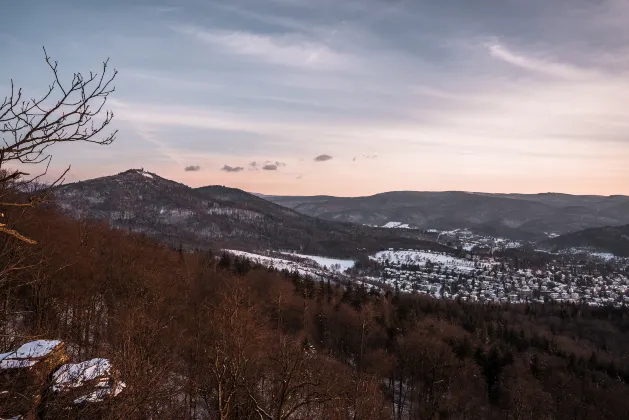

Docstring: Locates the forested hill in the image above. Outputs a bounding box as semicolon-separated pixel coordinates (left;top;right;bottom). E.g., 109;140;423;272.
263;191;629;240
52;169;448;258
543;224;629;256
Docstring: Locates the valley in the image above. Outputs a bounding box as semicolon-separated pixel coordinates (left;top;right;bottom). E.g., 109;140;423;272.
223;247;629;307
52;168;629;309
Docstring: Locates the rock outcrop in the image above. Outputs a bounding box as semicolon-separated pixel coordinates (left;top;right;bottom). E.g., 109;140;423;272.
0;340;124;419
0;340;66;420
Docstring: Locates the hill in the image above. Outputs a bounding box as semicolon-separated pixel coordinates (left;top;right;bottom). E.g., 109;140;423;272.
264;191;629;240
52;169;448;258
543;224;629;257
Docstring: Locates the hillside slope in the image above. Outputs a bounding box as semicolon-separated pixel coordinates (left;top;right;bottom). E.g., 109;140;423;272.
53;170;448;258
264;191;629;240
543;224;629;257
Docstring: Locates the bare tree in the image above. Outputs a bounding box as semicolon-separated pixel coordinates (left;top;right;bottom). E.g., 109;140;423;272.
0;47;117;244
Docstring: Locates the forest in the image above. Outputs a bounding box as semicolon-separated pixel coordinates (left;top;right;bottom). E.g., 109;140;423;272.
2;199;629;419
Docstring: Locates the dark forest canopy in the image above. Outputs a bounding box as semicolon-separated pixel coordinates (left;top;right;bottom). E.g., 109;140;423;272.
2;204;629;419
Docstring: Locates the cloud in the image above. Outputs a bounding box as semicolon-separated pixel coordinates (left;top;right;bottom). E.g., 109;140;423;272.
174;25;352;70
486;42;597;80
314;154;333;162
184;165;201;172
249;160;286;171
221;165;244;172
352;154;377;162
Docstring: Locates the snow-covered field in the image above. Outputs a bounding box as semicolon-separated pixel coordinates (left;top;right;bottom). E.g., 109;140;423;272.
224;250;382;292
371;249;479;272
280;253;355;272
225;250;325;279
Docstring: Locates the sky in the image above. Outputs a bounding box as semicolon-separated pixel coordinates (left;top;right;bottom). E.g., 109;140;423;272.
1;0;628;196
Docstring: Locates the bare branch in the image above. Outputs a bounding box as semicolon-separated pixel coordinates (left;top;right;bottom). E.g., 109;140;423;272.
0;223;37;244
0;48;117;245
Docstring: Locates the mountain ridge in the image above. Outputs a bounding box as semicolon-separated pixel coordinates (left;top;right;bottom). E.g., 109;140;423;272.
52;169;450;258
261;190;629;239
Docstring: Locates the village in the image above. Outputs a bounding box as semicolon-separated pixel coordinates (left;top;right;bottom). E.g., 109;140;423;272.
367;249;629;307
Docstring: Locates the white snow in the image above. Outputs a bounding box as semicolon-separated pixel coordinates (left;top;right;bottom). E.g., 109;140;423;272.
53;358;112;392
371;250;478;272
0;340;62;369
224;250;325;279
382;221;412;229
225;250;383;294
280;253;355;272
74;382;126;404
53;358;126;404
562;248;619;261
590;252;616;261
139;170;153;179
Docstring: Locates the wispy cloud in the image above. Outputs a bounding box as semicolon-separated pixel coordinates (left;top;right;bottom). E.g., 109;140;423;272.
174;25;353;70
184;165;201;171
486;42;598;80
262;164;278;170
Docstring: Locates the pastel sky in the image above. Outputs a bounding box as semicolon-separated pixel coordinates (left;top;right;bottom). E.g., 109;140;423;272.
1;0;628;196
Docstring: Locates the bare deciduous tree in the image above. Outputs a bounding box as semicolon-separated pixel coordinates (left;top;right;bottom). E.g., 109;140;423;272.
0;47;117;244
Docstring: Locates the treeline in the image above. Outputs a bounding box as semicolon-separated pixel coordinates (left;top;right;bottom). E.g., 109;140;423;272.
3;205;629;419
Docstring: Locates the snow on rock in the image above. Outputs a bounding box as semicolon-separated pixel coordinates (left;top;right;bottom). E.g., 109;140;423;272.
73;382;126;404
53;358;126;404
138;170;153;179
0;340;63;369
52;359;112;392
280;253;355;272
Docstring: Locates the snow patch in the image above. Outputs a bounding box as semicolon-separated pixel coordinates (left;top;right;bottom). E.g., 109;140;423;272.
53;358;126;404
280;253;355;272
372;250;478;272
53;358;112;391
225;250;325;279
382;221;412;229
74;382;126;404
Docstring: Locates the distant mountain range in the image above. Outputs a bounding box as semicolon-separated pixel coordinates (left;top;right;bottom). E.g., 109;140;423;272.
262;191;629;241
51;172;629;258
52;170;448;258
